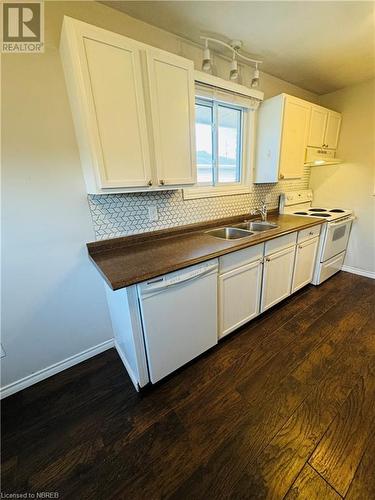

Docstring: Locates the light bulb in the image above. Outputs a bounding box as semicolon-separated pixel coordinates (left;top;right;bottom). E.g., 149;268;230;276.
202;41;211;72
251;66;260;87
229;58;238;80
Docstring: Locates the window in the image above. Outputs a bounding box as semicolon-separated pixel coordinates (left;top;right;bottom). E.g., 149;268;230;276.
195;98;243;186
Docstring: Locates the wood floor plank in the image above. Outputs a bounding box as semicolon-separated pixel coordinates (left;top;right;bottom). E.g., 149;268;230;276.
309;336;375;496
345;426;375;500
285;463;341;500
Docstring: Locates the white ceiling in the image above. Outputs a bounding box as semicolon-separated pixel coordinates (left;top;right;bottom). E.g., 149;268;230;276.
102;1;375;95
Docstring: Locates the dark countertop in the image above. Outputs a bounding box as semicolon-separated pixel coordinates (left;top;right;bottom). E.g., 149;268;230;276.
87;213;325;290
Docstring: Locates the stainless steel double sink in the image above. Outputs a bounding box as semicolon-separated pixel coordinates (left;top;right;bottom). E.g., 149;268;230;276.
206;221;279;240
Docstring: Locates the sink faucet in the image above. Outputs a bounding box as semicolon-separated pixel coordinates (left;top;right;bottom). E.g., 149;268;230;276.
251;202;268;222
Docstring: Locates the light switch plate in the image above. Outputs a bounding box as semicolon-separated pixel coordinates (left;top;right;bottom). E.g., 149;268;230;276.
148;205;159;222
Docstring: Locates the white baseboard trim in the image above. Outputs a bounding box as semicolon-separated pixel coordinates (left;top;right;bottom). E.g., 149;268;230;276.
114;340;140;392
342;265;375;279
0;338;114;399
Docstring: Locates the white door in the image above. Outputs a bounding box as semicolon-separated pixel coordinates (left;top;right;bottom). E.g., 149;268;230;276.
81;34;152;188
308;106;328;147
325;111;341;149
137;261;218;383
321;217;354;261
261;246;296;312
279;96;311;179
219;259;263;339
292;237;319;293
147;49;196;186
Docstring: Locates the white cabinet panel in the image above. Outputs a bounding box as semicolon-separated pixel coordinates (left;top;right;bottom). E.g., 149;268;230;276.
219;259;262;338
255;94;310;183
279;97;311;179
292;237;319;293
325;111;341;149
308;106;328;147
261;245;295;312
147;50;196;186
83;37;152;188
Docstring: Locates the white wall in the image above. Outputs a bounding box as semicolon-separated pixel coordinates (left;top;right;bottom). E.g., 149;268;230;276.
310;78;375;276
1;0;318;395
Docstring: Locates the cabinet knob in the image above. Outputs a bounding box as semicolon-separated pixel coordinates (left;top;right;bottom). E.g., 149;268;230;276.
299;245;303;249
148;180;153;186
309;231;314;235
266;257;270;262
159;179;165;186
279;173;285;180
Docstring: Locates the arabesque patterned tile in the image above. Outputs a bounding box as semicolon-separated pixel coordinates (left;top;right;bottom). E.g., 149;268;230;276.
87;166;311;240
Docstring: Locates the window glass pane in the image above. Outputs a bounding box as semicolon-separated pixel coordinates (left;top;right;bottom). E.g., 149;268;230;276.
218;105;241;183
195;102;214;184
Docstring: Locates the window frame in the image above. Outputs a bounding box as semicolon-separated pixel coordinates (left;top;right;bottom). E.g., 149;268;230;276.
184;95;254;200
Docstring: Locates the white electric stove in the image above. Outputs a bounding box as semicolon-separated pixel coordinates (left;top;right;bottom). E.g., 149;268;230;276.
279;190;355;284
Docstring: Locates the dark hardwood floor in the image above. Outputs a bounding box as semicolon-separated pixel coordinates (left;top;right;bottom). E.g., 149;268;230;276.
2;271;375;499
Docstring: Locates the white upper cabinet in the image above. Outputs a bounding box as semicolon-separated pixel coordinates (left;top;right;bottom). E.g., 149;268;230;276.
324;111;342;149
60;17;196;194
255;94;310;183
308;105;341;149
279;97;311;179
147;50;196;186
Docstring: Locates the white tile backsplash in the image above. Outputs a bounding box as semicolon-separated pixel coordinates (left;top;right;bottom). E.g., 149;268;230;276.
87;166;311;240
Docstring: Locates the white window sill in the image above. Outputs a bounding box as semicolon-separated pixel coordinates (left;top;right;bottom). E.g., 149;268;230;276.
183;184;252;200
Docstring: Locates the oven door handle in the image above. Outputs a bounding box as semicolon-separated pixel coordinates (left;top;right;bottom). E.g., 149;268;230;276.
329;215;356;226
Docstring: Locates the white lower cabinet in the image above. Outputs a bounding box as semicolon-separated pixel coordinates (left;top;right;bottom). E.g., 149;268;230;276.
260;245;296;312
219;258;263;339
292;237;319;292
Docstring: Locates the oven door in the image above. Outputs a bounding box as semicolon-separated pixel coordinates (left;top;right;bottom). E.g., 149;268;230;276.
321;216;355;262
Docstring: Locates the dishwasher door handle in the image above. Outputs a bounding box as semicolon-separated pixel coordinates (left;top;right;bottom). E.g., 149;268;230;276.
140;264;218;297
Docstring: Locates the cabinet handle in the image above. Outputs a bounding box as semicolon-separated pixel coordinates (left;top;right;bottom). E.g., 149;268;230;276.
266;257;270;262
159;179;165;186
309;231;314;235
148;180;153;186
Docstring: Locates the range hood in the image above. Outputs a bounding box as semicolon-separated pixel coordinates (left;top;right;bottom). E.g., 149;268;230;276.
305;147;343;166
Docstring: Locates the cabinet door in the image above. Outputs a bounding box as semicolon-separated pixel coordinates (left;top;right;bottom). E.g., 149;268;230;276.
81;34;152;189
325;111;341;149
308;106;328;147
219;259;263;339
261;246;295;312
279;97;311;179
292;237;319;293
147;49;196;186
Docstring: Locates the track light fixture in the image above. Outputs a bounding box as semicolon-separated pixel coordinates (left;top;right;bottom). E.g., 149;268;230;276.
200;36;262;86
202;39;211;72
251;63;260;87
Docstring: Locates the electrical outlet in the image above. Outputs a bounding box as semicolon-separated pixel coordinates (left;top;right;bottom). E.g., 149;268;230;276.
1;344;5;358
148;205;159;222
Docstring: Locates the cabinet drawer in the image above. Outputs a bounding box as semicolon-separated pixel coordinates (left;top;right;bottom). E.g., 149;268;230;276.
219;243;264;274
265;232;297;256
298;225;321;243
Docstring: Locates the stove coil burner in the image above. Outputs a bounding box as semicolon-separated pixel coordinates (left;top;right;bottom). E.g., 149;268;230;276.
308;208;327;212
311;213;331;217
329;209;345;213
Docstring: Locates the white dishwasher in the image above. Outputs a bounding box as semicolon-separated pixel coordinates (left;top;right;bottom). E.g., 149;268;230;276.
137;259;218;383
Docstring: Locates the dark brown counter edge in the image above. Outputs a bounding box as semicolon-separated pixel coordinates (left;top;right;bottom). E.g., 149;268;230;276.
87;212;325;291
